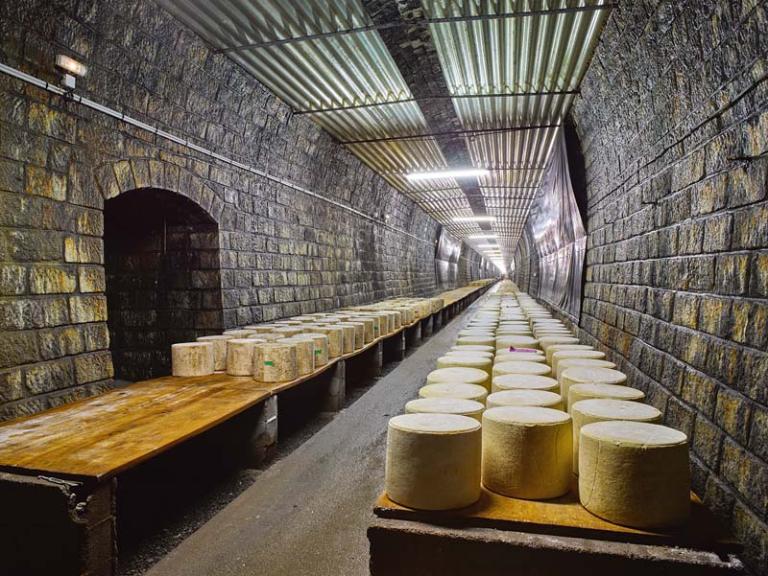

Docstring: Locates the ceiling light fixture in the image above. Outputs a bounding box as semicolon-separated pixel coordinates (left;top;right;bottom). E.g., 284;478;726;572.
55;54;87;91
468;234;497;239
452;215;496;223
406;169;489;181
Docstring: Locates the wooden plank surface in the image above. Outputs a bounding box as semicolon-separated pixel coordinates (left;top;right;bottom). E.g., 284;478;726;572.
0;374;270;481
375;484;738;553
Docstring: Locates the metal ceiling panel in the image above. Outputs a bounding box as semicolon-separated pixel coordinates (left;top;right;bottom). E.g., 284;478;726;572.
159;0;610;272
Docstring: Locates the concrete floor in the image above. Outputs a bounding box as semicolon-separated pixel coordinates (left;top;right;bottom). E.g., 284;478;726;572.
146;296;483;576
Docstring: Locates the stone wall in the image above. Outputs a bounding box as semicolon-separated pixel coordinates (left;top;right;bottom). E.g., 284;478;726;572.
549;1;767;572
0;0;475;420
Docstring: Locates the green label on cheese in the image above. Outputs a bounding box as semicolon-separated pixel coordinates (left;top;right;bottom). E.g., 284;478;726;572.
264;361;274;366
315;349;322;355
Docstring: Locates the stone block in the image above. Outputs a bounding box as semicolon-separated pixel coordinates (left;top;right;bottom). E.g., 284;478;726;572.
672;292;699;329
29;265;77;294
78;266;106;293
25;165;66;201
0;263;27;295
692;415;723;471
69;294;108;323
24;358;74;394
39;326;85;360
730;300;768;350
733;205;768;249
0;158;24;193
73;351;114;384
715;387;752;444
0;369;24;403
714;253;750;295
64;235;103;264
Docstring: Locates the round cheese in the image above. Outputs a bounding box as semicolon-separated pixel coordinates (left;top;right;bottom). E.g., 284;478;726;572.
273;326;304;337
405;398;485;421
172;342;215;377
337;322;364;349
313;325;343;358
492;361;551;378
419;383;488;404
486;390;563;410
551;350;606;376
296;332;330;366
482;407;572;499
579;421;689;528
561;367;627;410
386;414;481;510
250;325;277;334
556;358;616;382
225;338;265;376
444;350;494;361
437;355;492;377
571;399;662;474
494;352;546;364
495;335;540;351
426;367;490;390
450;344;495;355
492;374;559;393
455;335;495;347
196;335;231;371
252;342;298;383
223;329;256;339
568;383;645;408
545;344;594;365
277;338;314;376
348;316;375;343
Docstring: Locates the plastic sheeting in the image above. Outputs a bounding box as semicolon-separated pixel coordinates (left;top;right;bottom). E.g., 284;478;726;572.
516;129;586;320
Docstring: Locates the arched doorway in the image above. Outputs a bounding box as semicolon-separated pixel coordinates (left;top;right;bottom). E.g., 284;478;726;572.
104;188;223;381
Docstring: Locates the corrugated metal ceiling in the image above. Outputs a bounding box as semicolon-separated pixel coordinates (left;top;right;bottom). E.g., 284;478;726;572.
159;0;610;270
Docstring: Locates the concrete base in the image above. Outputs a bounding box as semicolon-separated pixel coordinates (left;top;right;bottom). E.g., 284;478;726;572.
383;331;406;362
321;359;346;412
368;517;744;576
0;472;117;576
404;322;422;348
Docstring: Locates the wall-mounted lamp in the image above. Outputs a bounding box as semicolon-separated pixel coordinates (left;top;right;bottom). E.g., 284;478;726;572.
55;54;87;91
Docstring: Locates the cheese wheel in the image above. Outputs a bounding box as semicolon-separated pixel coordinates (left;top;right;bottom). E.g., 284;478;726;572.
252;342;298;383
386;414;481;510
492;361;551;377
223;329;256;339
482;407;572;499
492;374;559;393
494;352;546;364
172;342;215;377
274;320;302;326
426;367;490;391
568;383;645;408
332;324;356;354
537;336;580;351
419;383;488;404
313;325;343;358
494;326;533;335
458;329;495;338
196;335;231;371
444;350;494;361
450;345;495;355
296;332;330;366
225;338;266;376
348;316;375;343
572;399;662;474
556;358;616;382
545;344;594;365
486;390;563;410
579;421;689;528
338;322;364;349
405;398;485;421
258;332;286;343
495;335;540;350
552;350;606;376
437;355;492;377
250;325;277;334
561;367;627;410
277;338;314;376
273;326;305;338
455;335;495;347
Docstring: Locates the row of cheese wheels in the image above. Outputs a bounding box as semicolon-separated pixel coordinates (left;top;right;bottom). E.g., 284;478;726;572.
167;287;485;381
385;281;690;529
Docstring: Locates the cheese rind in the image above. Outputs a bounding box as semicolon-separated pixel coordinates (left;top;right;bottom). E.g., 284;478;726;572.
492;374;559;393
486;390;563;410
561;367;627;410
225;338;265;376
252;342;298;383
277;338;314;376
482;407;572;499
492;361;551;377
196;335;231;371
571;399;662;474
494;352;546;364
579;421;690;528
556;358;616;383
437;355;493;377
419;383;488;404
405;398;485;421
551;350;606;376
386;414;481;510
172;342;215;377
568;383;645;408
426;367;490;391
545;344;594;365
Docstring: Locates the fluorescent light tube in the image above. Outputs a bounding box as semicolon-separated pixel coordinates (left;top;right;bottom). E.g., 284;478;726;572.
406;169;489;181
452;216;496;223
